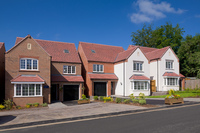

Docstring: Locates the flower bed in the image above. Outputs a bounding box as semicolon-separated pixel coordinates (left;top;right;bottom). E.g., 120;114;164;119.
165;89;184;105
78;94;90;104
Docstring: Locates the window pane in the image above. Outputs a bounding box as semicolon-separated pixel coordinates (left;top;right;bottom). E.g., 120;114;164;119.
133;63;136;70
97;65;99;71
134;82;137;90
100;65;103;72
141;82;144;90
136;63;139;70
36;84;41;95
145;82;147;90
20;59;25;69
140;64;142;71
93;64;96;71
16;84;21;96
22;84;28;96
29;84;35;96
68;66;71;73
33;60;37;69
27;59;32;69
63;66;67;73
72;66;75;73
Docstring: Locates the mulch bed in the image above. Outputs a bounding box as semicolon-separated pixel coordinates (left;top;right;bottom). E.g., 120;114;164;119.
94;100;159;108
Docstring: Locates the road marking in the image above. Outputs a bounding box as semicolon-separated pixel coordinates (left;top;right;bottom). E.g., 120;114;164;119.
0;103;199;132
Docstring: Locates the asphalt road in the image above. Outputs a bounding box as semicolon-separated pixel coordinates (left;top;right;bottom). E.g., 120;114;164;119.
1;104;200;133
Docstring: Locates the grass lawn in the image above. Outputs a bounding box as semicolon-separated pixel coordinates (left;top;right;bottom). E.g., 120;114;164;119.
146;92;200;98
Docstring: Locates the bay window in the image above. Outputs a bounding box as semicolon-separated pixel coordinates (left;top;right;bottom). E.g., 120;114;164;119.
132;81;149;90
14;84;42;97
164;78;178;86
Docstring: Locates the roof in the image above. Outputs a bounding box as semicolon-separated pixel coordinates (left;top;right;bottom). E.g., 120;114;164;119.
13;36;81;63
79;42;124;63
163;72;180;77
88;73;118;80
115;47;138;62
129;74;150;80
11;75;45;83
179;73;185;78
51;75;84;82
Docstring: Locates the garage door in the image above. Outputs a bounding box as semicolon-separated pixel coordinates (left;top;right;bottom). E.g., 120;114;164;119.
94;82;106;96
63;85;79;101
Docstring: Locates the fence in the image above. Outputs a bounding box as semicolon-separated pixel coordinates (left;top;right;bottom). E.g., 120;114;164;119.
185;79;200;89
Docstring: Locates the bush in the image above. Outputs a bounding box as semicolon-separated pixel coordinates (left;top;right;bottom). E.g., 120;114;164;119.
26;103;33;106
115;98;122;103
123;99;131;104
132;99;139;103
33;103;39;107
139;93;145;99
139;99;146;105
129;93;135;99
82;94;87;100
103;97;111;102
94;96;98;100
41;103;48;107
26;105;30;108
4;99;14;110
100;96;104;101
111;97;114;102
16;106;21;109
0;104;5;110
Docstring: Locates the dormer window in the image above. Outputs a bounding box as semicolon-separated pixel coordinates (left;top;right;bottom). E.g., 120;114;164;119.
20;58;38;70
91;50;95;53
64;49;69;53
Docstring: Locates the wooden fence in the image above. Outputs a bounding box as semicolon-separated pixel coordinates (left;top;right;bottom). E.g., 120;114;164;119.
185;79;200;89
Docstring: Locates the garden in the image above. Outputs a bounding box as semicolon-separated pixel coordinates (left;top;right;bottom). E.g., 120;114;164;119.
0;99;48;111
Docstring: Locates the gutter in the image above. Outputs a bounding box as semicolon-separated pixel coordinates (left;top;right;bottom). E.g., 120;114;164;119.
157;59;159;91
123;62;125;96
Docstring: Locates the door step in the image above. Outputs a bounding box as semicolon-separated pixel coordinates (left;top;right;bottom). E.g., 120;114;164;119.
151;91;168;96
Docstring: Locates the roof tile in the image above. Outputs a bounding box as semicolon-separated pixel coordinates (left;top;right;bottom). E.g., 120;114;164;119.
51;75;84;82
11;75;45;82
129;74;150;80
163;72;180;77
88;73;118;80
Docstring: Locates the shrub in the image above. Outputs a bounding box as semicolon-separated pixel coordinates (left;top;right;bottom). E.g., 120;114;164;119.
82;94;87;100
33;103;39;107
129;93;135;100
132;99;139;103
16;106;21;109
26;103;33;106
111;97;114;102
100;96;104;101
26;105;30;108
139;99;146;105
123;99;131;104
0;104;5;110
139;93;145;99
115;98;122;103
4;99;14;110
41;103;48;107
94;96;98;100
103;97;111;102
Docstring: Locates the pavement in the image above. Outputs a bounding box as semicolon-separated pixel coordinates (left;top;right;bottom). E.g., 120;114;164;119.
0;98;199;129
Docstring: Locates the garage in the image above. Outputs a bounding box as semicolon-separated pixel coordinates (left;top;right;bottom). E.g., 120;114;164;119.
94;82;107;96
63;85;79;101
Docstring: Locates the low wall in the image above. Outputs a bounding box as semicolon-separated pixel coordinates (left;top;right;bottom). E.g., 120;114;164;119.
13;97;43;107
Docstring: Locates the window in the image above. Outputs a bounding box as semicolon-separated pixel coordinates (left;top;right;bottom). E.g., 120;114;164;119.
132;81;148;90
64;49;69;53
166;60;173;69
133;61;143;71
93;64;104;72
14;84;42;97
63;65;76;74
20;58;38;70
91;50;95;53
164;78;178;86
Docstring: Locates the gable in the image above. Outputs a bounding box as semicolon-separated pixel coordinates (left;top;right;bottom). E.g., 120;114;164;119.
161;48;179;62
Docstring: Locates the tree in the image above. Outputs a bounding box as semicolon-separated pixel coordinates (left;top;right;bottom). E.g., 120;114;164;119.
178;34;200;78
131;22;185;54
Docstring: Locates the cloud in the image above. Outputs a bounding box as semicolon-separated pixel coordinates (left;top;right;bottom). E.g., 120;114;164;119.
130;0;185;24
195;15;200;18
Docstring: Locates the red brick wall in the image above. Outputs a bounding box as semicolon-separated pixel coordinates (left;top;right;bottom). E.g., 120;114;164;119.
13;97;43;107
0;44;5;102
5;37;51;104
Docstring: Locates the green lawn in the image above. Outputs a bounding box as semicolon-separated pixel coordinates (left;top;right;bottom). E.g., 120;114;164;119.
146;92;200;98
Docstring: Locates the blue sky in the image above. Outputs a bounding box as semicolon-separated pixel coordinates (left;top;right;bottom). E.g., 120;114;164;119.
0;0;200;51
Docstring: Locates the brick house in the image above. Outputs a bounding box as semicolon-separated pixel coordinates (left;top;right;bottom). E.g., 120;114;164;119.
5;35;83;106
0;42;5;103
78;42;124;97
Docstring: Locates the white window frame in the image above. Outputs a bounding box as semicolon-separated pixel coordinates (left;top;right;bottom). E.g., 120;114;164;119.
93;64;104;72
163;77;179;86
20;58;39;71
131;81;149;90
14;83;42;97
63;65;76;74
166;60;174;69
133;61;143;71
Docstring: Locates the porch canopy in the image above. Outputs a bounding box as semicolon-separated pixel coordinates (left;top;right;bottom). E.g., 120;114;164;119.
11;75;45;84
129;74;150;80
51;75;84;82
88;73;118;80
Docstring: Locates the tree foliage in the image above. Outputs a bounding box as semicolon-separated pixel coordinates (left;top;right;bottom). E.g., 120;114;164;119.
178;34;200;78
131;22;184;54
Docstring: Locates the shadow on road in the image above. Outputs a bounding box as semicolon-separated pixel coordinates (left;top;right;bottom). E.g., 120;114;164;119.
0;115;16;125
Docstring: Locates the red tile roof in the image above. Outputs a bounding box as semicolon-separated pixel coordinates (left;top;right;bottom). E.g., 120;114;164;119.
163;72;180;77
115;47;138;62
179;73;185;78
88;73;118;80
79;42;124;63
129;74;150;80
51;75;84;82
14;36;81;63
11;75;45;83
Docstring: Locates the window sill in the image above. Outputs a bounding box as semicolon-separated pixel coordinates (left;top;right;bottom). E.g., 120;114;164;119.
130;89;149;91
164;85;179;87
19;70;40;72
63;73;76;75
165;69;174;70
92;72;104;73
133;71;144;73
13;96;43;98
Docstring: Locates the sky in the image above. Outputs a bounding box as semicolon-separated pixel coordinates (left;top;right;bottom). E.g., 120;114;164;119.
0;0;200;51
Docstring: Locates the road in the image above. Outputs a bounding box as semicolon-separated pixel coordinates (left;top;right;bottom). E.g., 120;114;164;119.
1;104;200;133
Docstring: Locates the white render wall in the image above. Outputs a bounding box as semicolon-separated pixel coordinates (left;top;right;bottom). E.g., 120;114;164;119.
114;62;124;95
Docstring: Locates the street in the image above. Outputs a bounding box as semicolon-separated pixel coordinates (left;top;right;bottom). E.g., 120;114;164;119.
1;104;200;133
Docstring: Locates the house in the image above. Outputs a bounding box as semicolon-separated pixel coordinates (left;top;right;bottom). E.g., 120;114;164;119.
0;42;5;103
78;42;124;97
5;35;83;106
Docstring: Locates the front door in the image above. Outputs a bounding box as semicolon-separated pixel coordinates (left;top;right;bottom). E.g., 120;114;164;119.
94;82;106;96
150;80;156;92
51;84;57;101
